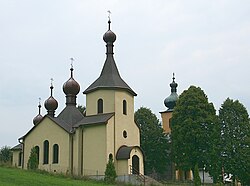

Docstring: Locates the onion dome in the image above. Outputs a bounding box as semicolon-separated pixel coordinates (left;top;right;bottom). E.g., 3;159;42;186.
33;100;43;125
63;67;80;95
63;65;80;106
103;20;116;43
164;73;178;110
44;83;58;117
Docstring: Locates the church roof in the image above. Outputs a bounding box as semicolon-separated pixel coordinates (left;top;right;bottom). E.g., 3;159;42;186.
74;113;114;127
57;105;84;126
11;143;23;151
83;20;137;96
116;145;144;160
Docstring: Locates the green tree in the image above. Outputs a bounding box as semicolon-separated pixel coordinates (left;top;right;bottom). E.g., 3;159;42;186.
104;156;117;183
27;147;38;170
134;107;169;176
171;86;216;182
219;98;250;185
0;146;12;163
77;105;86;116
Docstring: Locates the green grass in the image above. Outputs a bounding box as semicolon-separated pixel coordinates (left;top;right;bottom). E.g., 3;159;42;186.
0;166;114;186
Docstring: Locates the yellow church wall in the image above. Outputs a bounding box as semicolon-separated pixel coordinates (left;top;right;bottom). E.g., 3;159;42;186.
161;111;172;133
86;90;115;116
12;150;21;168
23;117;70;174
72;128;81;175
82;124;107;175
116;159;128;175
106;116;115;160
114;91;140;149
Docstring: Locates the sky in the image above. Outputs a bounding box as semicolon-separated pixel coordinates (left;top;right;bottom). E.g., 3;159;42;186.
1;0;250;148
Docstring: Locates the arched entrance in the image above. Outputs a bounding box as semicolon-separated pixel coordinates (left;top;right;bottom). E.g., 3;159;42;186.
132;155;139;174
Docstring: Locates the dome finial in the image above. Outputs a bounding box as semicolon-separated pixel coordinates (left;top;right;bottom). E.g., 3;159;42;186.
172;72;175;82
50;78;54;96
70;57;74;77
38;97;41;115
107;10;111;30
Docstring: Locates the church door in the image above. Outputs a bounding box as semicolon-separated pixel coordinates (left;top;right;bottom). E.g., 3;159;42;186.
132;155;140;174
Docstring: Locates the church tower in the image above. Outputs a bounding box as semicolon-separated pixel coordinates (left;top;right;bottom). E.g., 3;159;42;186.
82;19;143;175
160;73;178;133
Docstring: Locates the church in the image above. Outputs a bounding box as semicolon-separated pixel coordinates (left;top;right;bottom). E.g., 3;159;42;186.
11;19;144;177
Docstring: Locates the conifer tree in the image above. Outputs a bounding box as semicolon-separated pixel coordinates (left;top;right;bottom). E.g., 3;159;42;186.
104;156;117;183
171;86;217;183
27;147;38;170
219;98;250;185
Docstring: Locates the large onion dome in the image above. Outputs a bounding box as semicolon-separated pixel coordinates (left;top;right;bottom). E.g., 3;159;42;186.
44;84;58;116
164;74;178;110
33;101;43;125
63;67;80;96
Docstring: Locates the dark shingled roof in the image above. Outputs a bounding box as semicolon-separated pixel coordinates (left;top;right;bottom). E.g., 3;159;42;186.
116;145;144;160
57;105;84;126
83;56;137;96
11;143;23;151
74;113;114;127
116;145;133;160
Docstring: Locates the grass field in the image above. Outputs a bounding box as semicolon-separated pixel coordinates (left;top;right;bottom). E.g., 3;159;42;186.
0;166;113;186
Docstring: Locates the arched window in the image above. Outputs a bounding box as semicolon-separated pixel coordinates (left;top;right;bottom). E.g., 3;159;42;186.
35;146;40;164
123;100;127;115
97;99;103;114
53;144;59;164
18;152;22;166
43;140;49;164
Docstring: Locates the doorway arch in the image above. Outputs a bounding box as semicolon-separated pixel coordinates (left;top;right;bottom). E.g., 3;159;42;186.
132;155;139;174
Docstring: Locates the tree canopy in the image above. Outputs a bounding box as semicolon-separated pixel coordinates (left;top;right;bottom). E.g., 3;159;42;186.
135;107;169;176
171;86;217;174
219;98;250;185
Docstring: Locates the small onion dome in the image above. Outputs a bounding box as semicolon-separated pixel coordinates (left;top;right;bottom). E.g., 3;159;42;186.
44;85;58;111
33;104;43;125
103;20;116;43
63;67;80;95
164;92;178;109
164;74;178;110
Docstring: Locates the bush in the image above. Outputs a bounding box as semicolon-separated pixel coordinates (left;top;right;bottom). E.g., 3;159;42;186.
27;147;38;170
104;156;117;183
0;146;12;163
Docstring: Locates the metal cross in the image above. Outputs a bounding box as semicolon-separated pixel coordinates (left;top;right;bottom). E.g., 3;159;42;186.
70;57;74;68
108;10;111;21
50;78;54;86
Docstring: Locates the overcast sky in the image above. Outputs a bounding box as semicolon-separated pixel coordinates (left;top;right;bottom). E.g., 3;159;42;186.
1;0;250;148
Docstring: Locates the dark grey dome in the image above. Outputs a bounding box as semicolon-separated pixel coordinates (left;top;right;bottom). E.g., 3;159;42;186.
33;114;43;125
44;96;58;111
63;68;80;96
164;74;178;110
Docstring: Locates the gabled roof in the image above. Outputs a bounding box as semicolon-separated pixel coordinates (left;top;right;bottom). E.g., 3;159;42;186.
74;113;114;127
57;105;84;126
11;143;23;151
19;115;73;140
